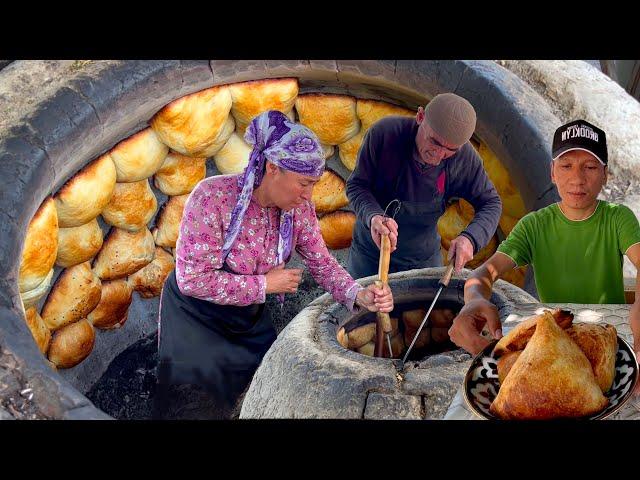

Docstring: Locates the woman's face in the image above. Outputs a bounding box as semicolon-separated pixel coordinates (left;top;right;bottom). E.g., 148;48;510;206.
268;167;320;211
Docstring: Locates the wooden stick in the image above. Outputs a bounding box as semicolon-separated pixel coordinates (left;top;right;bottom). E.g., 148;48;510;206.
374;234;393;357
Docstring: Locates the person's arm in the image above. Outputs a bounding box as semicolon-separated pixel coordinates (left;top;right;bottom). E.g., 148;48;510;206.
627;244;640;358
174;186;267;306
615;205;640;358
463;252;516;302
449;214;533;355
448;252;516;354
294;203;393;313
447;145;502;266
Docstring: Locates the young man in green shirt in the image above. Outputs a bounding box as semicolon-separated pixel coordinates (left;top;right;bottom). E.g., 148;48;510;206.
449;119;640;363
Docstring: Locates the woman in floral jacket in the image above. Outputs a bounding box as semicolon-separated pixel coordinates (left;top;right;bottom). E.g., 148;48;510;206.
153;110;393;419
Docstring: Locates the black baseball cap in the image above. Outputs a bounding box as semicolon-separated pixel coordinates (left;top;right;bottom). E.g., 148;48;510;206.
552;119;608;165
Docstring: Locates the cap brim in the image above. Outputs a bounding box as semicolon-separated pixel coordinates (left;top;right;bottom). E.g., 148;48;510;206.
552;147;606;165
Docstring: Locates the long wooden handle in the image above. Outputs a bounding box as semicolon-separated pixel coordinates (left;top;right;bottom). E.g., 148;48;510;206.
375;281;393;334
374;233;393;357
375;235;391;357
377;234;392;334
439;262;455;288
378;234;391;283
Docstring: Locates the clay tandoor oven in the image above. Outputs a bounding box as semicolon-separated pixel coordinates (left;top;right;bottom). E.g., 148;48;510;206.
1;60;559;419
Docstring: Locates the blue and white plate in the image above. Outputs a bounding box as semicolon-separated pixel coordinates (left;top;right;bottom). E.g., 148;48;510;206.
463;335;639;420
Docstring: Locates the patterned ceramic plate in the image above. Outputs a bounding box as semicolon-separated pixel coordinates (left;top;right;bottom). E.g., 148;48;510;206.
463;335;639;420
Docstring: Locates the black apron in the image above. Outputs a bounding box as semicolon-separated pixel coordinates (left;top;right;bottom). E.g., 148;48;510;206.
347;157;445;279
155;268;276;413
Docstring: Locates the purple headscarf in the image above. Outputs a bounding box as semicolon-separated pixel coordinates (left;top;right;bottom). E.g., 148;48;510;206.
221;110;325;269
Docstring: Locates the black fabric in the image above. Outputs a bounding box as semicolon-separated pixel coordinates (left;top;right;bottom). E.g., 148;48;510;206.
154;270;276;418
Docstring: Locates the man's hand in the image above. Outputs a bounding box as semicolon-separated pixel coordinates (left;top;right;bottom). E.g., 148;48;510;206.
265;263;303;294
448;297;502;355
448;235;474;273
356;283;394;313
370;215;398;252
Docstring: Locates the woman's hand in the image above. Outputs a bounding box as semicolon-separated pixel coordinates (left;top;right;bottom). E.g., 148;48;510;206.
265;263;303;294
356;283;394;313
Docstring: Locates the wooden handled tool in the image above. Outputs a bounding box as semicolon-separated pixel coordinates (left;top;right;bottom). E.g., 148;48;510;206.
374;233;394;358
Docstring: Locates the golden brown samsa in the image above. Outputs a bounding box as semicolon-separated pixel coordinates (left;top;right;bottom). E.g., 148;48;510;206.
312;169;349;214
566;323;618;393
41;261;102;331
19;197;59;292
497;351;521;385
47;319;95;369
318;211;355;250
493;309;574;357
490;311;608;419
87;279;133;330
127;247;175;298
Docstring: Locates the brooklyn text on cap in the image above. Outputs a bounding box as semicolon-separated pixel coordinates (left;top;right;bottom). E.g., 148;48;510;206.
552;119;608;165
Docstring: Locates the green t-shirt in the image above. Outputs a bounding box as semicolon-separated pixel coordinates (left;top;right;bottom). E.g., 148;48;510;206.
497;201;640;304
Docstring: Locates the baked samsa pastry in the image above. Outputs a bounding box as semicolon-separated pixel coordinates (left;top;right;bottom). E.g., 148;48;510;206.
54;154;117;227
41;261;102;331
127;247;175;298
337;327;349;349
403;309;429;348
56;218;104;268
347;322;376;350
490;311;608;419
404;325;430;349
109;128;169;182
338;129;364;171
499;213;520;237
228;78;298;133
92;227;155;280
19;197;58;292
150;85;234;158
357;341;375;357
295;94;360;145
437;199;475;251
567;323;618;393
478;142;527;221
318;211;356;250
312;169;349;214
153;194;189;248
87;279;133;330
153;152;206;196
356;99;415;131
497;351;521;385
101;179;158;232
47;319;95;369
428;308;456;328
493;309;574;357
24;307;51;355
213;132;252;174
321;143;334;160
20;268;54;310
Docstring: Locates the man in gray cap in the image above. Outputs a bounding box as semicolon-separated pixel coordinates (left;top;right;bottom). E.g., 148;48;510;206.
346;92;502;278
